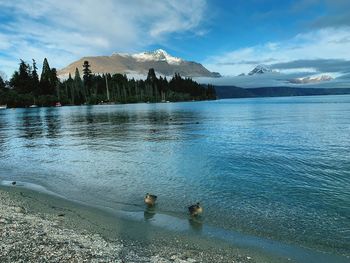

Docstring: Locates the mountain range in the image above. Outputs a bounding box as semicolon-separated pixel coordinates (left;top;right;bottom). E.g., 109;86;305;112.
58;49;221;79
237;65;334;85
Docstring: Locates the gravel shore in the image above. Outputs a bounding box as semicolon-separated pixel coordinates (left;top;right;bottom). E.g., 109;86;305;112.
0;187;263;263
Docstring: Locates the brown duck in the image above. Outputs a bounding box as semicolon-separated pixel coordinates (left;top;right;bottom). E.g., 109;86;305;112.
188;202;203;216
144;193;157;207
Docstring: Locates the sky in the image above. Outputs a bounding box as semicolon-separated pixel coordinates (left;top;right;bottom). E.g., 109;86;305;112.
0;0;350;87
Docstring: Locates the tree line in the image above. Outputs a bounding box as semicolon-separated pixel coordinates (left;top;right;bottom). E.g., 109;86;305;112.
0;58;216;107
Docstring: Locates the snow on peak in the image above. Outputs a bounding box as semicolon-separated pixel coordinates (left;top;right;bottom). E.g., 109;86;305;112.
248;65;273;75
132;49;183;64
112;49;182;64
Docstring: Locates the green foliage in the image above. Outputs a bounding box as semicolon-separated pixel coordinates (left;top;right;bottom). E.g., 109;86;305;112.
82;60;92;88
5;58;59;107
37;95;57;107
1;61;216;108
0;89;34;108
60;66;216;105
0;74;5;90
39;58;56;95
31;59;40;95
51;68;59;97
73;68;85;104
10;60;33;94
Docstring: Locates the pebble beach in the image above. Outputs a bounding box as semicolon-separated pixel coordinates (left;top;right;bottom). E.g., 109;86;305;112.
0;186;265;263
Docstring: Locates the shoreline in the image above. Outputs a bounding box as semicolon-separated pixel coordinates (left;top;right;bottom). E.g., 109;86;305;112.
0;98;215;110
0;185;276;263
1;184;348;263
1;94;349;110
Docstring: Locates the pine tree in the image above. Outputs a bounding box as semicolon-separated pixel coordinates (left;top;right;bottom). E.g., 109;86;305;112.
39;58;55;95
40;58;51;82
31;59;40;95
51;68;59;99
67;73;75;104
83;60;92;98
74;68;85;104
146;68;157;83
0;75;5;90
10;60;32;94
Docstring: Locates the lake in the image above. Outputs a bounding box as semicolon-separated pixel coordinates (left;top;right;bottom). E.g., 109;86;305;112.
0;95;349;258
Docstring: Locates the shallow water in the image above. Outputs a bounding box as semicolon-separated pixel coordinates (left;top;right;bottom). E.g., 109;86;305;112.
0;95;349;257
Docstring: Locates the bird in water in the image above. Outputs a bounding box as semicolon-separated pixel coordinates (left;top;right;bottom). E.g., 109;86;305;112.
11;181;16;186
144;193;157;207
188;202;203;217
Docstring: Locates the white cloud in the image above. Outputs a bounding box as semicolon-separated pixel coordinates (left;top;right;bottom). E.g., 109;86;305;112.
0;0;207;76
204;27;350;76
278;68;318;74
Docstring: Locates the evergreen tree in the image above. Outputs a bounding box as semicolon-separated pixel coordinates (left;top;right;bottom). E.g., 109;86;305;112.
51;68;59;99
31;59;40;95
66;73;75;104
83;60;92;97
74;68;85;104
82;61;92;83
0;74;5;90
9;71;19;89
146;68;157;83
39;58;55;95
10;60;32;94
2;59;216;107
40;58;51;82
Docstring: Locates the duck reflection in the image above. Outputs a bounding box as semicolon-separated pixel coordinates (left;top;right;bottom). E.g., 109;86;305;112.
188;217;203;232
144;207;156;221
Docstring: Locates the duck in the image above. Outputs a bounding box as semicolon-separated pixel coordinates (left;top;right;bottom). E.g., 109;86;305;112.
144;193;157;207
188;202;203;216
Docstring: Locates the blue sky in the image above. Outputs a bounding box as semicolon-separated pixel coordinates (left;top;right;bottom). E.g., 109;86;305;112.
0;0;350;87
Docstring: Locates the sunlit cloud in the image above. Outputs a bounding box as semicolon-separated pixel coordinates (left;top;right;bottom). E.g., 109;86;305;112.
0;0;207;78
204;27;350;76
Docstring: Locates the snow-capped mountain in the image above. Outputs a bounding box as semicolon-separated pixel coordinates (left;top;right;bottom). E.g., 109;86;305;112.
248;65;273;75
289;75;333;84
58;49;220;78
131;49;182;65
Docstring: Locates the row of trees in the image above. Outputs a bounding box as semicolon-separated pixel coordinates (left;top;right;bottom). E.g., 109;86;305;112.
0;59;216;107
0;59;60;107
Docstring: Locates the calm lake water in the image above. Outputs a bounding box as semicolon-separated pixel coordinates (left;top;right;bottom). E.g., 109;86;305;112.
0;95;349;256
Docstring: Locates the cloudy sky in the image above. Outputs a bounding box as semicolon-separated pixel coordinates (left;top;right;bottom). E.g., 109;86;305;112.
0;0;350;87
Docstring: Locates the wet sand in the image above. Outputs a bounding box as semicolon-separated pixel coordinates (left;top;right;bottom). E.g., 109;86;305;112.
0;185;286;263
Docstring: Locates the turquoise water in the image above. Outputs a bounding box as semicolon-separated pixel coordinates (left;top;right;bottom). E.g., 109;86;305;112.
0;95;349;257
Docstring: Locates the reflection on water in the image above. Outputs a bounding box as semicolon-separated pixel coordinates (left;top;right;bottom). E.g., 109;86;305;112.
0;96;349;257
144;208;156;221
188;217;203;233
0;112;8;156
18;109;44;140
44;108;61;139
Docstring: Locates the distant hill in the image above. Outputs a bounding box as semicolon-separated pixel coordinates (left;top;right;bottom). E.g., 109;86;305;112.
58;49;221;79
215;86;350;99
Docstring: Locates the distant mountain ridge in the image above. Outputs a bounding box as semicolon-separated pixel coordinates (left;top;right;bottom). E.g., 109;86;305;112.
58;49;221;78
215;85;350;99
